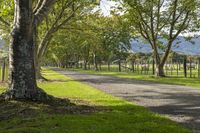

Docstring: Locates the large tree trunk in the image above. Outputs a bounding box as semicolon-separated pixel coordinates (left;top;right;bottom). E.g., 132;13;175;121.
156;64;165;77
7;0;36;99
2;0;50;101
154;53;165;77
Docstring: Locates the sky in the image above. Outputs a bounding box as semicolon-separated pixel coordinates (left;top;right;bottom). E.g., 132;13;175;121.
100;0;116;16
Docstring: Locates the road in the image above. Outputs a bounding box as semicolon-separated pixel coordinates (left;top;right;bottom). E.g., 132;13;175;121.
54;68;200;132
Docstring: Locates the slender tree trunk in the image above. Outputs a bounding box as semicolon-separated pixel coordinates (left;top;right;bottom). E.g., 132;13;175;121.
152;59;155;75
93;53;98;71
84;60;87;70
131;61;135;72
107;61;110;71
118;59;121;72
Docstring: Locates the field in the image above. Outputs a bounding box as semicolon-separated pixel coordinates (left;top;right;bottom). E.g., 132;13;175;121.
70;66;200;88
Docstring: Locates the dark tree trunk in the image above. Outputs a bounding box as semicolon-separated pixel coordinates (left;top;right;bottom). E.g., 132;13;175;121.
198;58;200;78
190;58;192;78
131;61;135;72
93;53;98;71
152;59;155;75
84;60;87;70
118;59;121;72
2;0;50;101
107;61;110;71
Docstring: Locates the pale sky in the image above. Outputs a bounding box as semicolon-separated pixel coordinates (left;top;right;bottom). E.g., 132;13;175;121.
100;0;116;16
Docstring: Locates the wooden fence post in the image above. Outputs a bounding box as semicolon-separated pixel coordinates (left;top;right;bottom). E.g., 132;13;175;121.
190;58;192;78
152;59;155;75
183;57;187;78
198;58;200;78
176;61;179;77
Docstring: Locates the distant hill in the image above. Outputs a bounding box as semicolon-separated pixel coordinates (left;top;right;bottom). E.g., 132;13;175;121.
130;36;200;56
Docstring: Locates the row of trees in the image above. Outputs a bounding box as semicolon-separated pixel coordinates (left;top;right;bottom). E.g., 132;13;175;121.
0;0;99;100
46;0;200;77
45;13;131;71
0;0;199;101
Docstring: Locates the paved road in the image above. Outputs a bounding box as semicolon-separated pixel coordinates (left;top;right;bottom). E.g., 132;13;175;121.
54;69;200;132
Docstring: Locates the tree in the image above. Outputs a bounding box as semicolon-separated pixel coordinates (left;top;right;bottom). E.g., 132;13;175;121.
35;0;99;78
1;0;55;100
44;13;131;72
123;0;197;76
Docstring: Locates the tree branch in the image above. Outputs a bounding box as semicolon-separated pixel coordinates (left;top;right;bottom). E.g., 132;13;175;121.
34;0;57;25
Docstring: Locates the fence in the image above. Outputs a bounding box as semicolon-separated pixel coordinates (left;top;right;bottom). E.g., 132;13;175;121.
71;58;200;78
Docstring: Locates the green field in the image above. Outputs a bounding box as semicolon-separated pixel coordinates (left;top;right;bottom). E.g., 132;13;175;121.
0;69;192;133
70;68;200;88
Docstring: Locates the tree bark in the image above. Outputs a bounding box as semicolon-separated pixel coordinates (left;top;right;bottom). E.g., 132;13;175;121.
154;53;165;77
2;0;50;101
156;64;165;77
7;0;37;99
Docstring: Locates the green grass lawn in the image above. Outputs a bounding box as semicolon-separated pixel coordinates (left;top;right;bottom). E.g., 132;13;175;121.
71;68;200;88
0;69;193;133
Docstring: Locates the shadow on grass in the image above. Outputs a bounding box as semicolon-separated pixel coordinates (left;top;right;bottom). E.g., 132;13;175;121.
0;97;107;121
0;98;192;133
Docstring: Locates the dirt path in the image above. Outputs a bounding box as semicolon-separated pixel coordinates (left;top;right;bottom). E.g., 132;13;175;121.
54;68;200;132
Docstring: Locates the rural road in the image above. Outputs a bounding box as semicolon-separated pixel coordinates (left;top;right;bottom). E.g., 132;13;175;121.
54;68;200;132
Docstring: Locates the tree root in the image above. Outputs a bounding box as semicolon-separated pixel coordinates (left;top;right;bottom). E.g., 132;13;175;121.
0;88;57;103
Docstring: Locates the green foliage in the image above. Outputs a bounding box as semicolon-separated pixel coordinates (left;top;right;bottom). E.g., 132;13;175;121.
45;13;132;67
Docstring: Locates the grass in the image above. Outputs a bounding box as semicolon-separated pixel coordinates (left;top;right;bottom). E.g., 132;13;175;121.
71;68;200;88
0;66;9;81
0;69;193;133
